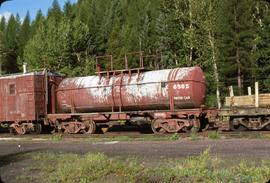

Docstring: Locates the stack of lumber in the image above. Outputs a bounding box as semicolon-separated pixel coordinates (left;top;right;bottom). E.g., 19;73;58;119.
225;94;270;107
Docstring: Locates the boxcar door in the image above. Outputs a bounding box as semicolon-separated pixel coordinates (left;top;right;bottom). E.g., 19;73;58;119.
6;80;17;121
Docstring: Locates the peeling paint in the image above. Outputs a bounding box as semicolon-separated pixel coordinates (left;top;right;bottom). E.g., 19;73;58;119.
57;66;206;112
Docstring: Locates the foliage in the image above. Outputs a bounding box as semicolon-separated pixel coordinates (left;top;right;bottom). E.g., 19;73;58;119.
208;131;221;139
50;134;63;141
16;149;270;183
169;133;181;140
189;127;200;141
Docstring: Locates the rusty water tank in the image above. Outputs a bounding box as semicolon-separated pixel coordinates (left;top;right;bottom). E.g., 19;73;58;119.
56;66;206;113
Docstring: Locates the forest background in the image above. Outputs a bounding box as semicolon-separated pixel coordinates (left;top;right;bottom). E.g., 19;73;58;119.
0;0;270;107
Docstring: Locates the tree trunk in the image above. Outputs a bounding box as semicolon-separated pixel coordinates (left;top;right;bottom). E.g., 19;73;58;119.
209;30;221;109
189;0;193;66
234;4;242;94
237;47;242;94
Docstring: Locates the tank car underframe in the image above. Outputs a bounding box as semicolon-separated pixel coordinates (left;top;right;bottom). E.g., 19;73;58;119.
47;109;211;134
220;107;270;131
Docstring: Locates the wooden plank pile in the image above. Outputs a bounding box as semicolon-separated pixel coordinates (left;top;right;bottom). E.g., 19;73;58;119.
225;82;270;107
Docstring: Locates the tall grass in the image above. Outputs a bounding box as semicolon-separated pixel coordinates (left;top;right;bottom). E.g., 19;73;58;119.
22;148;270;183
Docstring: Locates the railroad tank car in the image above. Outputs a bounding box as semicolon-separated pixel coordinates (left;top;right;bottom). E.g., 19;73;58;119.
56;67;206;113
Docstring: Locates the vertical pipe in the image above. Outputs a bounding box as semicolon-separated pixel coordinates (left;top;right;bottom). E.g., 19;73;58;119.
51;82;55;114
255;82;259;108
44;69;48;124
96;58;99;73
23;63;27;74
125;54;128;69
140;52;144;68
110;55;113;70
45;69;48;112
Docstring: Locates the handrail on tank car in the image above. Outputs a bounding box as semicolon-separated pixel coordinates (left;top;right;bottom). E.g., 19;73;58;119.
95;51;160;75
95;55;114;73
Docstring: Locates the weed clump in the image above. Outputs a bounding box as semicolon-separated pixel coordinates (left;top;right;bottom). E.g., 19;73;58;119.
208;131;221;139
25;148;270;183
189;127;200;141
50;134;63;141
169;133;181;140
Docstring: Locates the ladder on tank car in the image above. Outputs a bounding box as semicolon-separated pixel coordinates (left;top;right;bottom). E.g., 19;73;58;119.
95;51;160;113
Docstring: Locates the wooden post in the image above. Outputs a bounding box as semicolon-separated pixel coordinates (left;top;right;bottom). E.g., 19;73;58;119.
255;82;259;108
229;86;234;107
229;86;234;97
248;87;252;96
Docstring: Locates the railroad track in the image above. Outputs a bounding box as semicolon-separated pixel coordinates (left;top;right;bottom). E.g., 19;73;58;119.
0;129;269;141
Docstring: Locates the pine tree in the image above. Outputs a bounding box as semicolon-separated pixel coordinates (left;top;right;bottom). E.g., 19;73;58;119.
252;1;270;91
17;11;31;67
31;9;44;35
0;17;6;32
63;0;75;19
0;30;4;75
24;16;90;76
48;0;62;22
2;14;21;73
218;0;256;94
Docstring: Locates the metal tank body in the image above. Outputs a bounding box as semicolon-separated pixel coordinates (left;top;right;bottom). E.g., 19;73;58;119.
56;66;206;113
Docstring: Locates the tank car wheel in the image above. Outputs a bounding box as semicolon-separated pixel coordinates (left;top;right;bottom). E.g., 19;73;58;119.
229;120;247;131
30;123;42;134
183;119;201;133
201;123;209;132
200;119;209;132
85;120;96;134
264;124;270;130
151;119;167;134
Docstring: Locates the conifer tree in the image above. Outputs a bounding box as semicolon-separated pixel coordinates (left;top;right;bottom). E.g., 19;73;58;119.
31;9;44;35
48;0;62;22
0;17;5;32
2;14;20;73
17;11;31;67
218;0;256;94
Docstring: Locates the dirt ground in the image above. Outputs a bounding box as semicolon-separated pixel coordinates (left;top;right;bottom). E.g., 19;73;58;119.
0;139;270;158
0;139;270;183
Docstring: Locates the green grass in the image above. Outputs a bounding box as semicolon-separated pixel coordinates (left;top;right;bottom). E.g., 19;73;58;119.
49;134;63;141
15;148;270;183
83;134;183;142
168;133;181;140
189;127;200;141
208;131;221;139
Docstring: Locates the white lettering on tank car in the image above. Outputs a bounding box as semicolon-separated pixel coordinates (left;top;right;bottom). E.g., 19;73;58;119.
173;83;190;90
174;96;191;100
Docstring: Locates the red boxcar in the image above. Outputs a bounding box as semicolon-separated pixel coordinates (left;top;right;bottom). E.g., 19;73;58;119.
0;71;63;134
